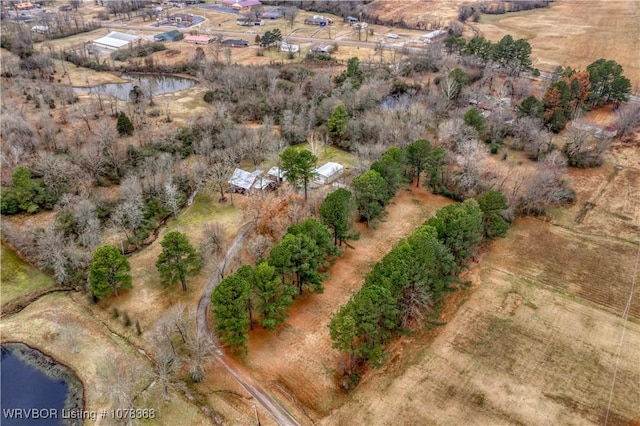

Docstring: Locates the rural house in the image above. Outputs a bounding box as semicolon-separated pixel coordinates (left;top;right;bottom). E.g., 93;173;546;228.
312;44;334;53
313;162;344;185
228;169;275;194
169;13;195;25
261;10;283;19
221;0;261;10
223;39;249;48
184;35;214;44
154;29;183;42
236;17;263;26
304;16;333;26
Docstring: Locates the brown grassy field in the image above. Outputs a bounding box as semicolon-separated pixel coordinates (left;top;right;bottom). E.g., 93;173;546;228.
320;143;640;425
365;0;640;88
477;0;640;88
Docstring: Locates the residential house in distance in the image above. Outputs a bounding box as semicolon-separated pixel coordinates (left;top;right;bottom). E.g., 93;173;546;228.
312;44;334;53
280;43;299;53
236;16;263;26
31;25;50;34
154;29;183;42
92;32;139;50
221;0;261;11
421;29;447;44
261;9;283;20
223;39;249;47
184;34;214;44
169;13;195;25
304;15;332;26
229;169;275;194
313;162;344;185
344;16;359;24
15;2;34;10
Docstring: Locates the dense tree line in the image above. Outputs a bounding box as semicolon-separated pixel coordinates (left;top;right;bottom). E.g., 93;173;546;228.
329;191;510;387
516;60;632;134
211;218;344;354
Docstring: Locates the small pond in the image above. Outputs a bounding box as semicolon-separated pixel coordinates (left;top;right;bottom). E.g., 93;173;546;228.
74;74;197;100
1;343;84;426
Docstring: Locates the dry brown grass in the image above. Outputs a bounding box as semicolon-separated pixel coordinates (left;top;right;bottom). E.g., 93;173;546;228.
477;0;640;88
319;143;640;425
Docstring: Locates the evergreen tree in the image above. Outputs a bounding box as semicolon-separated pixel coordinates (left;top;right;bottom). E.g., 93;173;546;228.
371;147;405;197
279;147;318;201
405;139;432;187
463;108;487;138
352;170;388;226
250;261;295;330
319;188;359;247
426;199;484;266
89;245;132;298
476;190;510;239
211;273;250;354
329;305;357;374
116;111;134;136
269;233;325;295
518;95;544;119
328;104;349;141
287;218;340;262
350;285;399;366
1;166;44;214
586;58;631;107
156;231;202;292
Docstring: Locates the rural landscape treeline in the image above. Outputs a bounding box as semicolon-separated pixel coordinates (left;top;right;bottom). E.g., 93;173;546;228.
1;0;638;423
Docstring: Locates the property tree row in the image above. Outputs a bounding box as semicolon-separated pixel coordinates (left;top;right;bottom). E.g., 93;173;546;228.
329;191;511;388
211;217;346;354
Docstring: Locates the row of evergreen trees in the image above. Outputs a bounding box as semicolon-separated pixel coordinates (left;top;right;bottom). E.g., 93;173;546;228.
329;190;510;387
211;218;343;354
352;140;447;226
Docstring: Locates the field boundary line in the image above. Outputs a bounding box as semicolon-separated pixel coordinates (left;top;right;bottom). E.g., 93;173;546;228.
603;244;639;425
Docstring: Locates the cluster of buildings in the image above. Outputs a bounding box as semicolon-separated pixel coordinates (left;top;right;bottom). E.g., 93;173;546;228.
228;162;344;195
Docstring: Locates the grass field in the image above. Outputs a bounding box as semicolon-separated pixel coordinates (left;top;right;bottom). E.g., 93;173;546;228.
1;243;54;304
319;141;640;425
477;0;640;88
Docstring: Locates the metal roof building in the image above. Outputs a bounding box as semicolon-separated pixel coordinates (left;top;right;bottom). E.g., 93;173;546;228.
229;169;274;193
313;162;344;185
154;29;183;42
93;32;139;50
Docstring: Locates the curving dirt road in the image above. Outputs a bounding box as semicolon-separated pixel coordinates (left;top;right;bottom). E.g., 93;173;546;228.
196;223;300;426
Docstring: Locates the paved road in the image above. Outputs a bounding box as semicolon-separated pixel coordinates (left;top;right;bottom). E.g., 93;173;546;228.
195;223;300;426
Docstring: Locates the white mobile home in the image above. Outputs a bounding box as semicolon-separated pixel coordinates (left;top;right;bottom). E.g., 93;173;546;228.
313;162;344;185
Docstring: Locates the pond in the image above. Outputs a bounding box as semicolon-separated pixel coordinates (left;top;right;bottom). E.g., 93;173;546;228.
1;343;84;426
74;74;197;101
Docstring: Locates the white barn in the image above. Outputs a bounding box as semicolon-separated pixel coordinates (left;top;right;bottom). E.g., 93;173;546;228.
313;162;344;185
93;32;139;50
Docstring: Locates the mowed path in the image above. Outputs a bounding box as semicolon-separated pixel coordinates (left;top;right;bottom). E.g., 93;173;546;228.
241;185;453;421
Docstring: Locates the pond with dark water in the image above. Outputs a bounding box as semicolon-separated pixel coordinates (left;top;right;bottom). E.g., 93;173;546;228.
74;74;197;100
1;343;84;426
